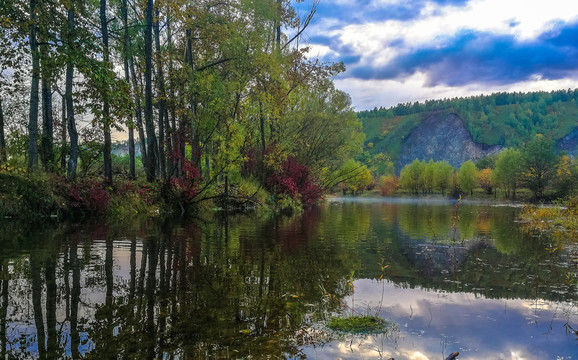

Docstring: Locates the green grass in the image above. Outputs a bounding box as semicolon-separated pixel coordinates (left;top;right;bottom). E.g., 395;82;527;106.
327;316;390;334
362;113;422;161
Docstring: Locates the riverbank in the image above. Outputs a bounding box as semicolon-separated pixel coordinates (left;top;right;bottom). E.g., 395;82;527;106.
519;198;578;242
0;170;307;222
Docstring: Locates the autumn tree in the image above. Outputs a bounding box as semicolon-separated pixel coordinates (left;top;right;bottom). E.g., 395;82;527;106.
379;175;399;196
477;168;494;195
553;155;575;197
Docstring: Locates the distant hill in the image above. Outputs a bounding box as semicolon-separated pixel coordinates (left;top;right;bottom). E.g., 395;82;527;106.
359;89;578;172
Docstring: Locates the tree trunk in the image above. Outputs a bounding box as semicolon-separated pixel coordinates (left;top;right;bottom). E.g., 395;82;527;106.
40;45;54;171
45;259;58;358
0;261;8;360
154;6;167;180
100;0;113;182
28;0;40;171
166;14;179;176
144;0;157;181
121;0;136;179
129;55;148;171
0;98;6;165
66;7;79;179
69;242;81;360
30;257;46;359
185;17;200;169
60;94;67;171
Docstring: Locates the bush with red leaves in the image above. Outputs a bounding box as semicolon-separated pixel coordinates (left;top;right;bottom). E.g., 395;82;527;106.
65;179;110;214
267;157;324;206
170;159;203;201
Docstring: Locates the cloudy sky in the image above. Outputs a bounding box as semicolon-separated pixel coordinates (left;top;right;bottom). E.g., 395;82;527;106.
293;0;578;110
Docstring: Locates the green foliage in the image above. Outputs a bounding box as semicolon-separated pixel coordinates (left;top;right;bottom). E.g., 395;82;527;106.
0;171;61;219
361;113;422;161
476;153;498;170
432;161;454;195
399;159;424;195
520;135;559;198
458;161;477;196
280;80;364;181
493;148;523;198
334;160;373;194
328;316;390;334
520;195;578;243
399;159;457;196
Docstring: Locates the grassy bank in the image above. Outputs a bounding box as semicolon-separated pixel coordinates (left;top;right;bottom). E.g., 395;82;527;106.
0;169;311;222
519;197;578;242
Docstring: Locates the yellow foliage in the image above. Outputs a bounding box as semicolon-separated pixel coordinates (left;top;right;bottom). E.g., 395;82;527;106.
379;176;399;196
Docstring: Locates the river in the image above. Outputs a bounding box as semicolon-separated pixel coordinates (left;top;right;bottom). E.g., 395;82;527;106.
0;197;576;359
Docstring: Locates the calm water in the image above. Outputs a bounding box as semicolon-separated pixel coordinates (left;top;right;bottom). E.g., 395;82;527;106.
0;198;576;359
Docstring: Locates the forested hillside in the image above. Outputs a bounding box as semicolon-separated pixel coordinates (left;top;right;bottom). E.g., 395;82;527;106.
360;89;578;165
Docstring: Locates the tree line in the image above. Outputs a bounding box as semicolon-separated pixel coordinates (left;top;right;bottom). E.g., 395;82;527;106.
0;0;364;212
383;135;577;200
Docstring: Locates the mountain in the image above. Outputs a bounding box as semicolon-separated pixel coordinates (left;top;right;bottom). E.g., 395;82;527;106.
359;90;578;173
396;112;502;172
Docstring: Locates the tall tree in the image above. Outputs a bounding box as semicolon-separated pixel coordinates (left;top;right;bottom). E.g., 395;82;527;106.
100;0;112;182
494;148;523;198
65;2;79;179
121;0;135;179
154;5;167;179
458;160;477;196
39;19;54;172
144;0;157;181
521;134;558;198
28;0;40;170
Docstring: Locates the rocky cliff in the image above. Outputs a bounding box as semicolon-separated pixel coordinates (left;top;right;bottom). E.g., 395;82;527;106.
558;127;578;157
396;113;502;172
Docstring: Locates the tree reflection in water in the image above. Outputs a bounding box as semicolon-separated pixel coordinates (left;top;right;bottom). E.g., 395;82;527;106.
0;201;576;359
0;213;351;359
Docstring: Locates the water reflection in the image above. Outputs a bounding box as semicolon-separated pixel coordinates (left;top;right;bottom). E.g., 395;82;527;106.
0;199;576;359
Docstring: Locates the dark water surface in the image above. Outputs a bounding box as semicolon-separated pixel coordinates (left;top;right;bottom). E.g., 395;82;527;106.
0;198;576;359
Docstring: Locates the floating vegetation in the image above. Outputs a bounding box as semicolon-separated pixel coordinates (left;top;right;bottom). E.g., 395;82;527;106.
327;315;391;334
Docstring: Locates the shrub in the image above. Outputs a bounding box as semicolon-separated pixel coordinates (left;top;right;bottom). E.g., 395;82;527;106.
169;159;203;201
62;178;110;215
379;175;399;196
267;157;324;207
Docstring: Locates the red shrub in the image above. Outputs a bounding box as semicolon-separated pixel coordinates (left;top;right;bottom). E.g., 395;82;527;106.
267;157;324;206
65;179;110;214
170;159;202;201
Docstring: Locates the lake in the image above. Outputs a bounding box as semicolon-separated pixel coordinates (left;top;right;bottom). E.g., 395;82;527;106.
0;197;576;359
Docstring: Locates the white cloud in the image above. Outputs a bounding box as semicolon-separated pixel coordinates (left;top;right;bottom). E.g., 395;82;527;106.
337;72;578;110
304;0;578;109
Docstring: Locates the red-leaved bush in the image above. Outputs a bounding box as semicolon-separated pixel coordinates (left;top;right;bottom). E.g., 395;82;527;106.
65;179;110;214
267;157;324;206
170;159;202;200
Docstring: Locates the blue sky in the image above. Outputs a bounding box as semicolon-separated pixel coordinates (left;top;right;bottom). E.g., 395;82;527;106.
293;0;578;110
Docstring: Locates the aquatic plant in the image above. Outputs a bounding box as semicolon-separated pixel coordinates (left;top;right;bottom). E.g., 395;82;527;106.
327;315;390;334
